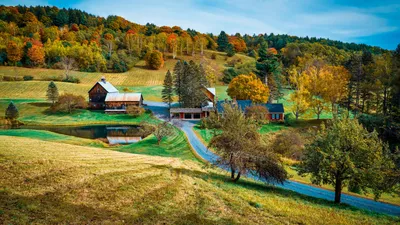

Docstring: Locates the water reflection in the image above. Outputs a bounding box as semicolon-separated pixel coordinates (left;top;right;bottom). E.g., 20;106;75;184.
18;125;148;145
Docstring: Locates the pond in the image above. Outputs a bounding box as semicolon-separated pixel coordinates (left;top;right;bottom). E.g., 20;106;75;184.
18;125;151;145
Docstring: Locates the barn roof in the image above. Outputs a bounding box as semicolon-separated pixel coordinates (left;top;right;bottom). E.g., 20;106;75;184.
98;81;119;93
105;93;143;102
216;100;284;113
207;88;216;96
88;77;119;93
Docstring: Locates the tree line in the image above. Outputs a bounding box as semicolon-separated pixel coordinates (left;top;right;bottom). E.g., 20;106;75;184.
0;5;390;74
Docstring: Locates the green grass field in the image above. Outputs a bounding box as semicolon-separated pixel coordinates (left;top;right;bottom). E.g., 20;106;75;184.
0;136;396;224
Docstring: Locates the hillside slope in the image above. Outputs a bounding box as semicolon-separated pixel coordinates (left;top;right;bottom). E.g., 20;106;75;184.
0;136;397;224
0;51;246;101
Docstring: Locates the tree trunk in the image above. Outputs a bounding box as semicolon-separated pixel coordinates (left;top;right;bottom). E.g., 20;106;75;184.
233;171;241;182
231;167;235;179
334;177;342;204
383;86;388;116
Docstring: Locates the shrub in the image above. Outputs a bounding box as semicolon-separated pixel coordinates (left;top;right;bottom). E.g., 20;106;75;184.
211;53;217;60
271;129;304;160
23;75;33;81
126;105;145;117
62;76;80;83
144;50;164;70
52;94;87;113
284;113;295;126
199;112;221;129
246;105;269;124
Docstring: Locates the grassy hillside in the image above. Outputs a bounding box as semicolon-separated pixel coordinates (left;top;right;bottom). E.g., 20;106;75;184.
0;136;397;224
0;51;251;101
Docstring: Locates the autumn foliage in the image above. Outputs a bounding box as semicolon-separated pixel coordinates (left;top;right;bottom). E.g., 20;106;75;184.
6;41;22;64
27;45;45;65
227;73;269;103
145;50;164;70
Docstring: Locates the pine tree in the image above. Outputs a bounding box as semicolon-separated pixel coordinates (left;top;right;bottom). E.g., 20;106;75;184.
5;101;19;121
217;31;229;52
46;81;59;105
225;43;235;57
162;70;174;109
173;61;183;106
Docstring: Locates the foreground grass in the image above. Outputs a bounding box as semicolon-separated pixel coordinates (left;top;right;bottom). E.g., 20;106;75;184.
0;136;396;224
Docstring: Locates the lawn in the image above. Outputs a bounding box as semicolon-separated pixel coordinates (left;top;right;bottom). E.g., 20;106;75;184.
0;136;396;224
0;99;158;126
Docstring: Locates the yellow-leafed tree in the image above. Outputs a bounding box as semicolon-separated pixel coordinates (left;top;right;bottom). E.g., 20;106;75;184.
227;73;269;103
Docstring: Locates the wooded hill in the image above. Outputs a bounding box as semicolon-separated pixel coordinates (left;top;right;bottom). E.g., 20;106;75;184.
0;5;389;73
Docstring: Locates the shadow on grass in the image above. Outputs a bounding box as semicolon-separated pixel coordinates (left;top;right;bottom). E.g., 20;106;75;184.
27;102;52;107
150;164;396;219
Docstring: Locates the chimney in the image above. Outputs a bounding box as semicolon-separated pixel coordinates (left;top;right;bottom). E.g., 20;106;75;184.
101;76;106;83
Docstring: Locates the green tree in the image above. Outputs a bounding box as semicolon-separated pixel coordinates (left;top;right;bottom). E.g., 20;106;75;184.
225;43;235;57
5;101;19;121
46;81;59;105
55;10;69;27
256;41;282;102
299;117;395;203
217;31;229;52
209;103;287;183
162;70;174;109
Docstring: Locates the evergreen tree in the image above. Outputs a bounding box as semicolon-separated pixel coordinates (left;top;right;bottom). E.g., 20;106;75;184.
217;31;229;52
225;43;235;57
173;61;183;106
256;41;282;102
5;101;19;121
46;81;59;105
55;10;69;27
162;70;174;109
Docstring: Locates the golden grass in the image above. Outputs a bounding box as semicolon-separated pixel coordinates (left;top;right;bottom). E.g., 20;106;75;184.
0;136;397;224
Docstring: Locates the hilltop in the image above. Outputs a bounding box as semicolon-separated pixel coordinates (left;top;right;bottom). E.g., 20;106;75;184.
0;136;397;224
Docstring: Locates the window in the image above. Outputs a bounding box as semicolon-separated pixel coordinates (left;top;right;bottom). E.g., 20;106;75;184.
193;113;201;119
271;114;275;120
184;113;192;119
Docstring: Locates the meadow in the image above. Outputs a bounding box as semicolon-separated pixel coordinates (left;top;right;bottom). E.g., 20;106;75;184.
0;136;397;224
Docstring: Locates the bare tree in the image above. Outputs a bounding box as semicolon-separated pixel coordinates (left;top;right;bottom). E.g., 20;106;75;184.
61;57;76;80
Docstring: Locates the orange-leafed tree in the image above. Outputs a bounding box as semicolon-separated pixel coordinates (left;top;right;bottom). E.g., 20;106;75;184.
27;45;45;65
228;36;247;52
167;33;178;59
227;73;269;103
6;41;22;64
268;48;278;55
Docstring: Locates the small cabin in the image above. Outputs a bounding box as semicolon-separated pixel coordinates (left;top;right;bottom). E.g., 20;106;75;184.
88;77;119;109
217;100;285;122
105;93;144;114
170;87;216;120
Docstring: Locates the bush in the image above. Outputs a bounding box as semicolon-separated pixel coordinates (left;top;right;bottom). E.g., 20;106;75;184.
126;105;145;117
199;112;221;129
284;113;295;126
144;50;164;70
246;105;269;124
211;53;217;60
52;94;87;113
23;75;33;81
271;129;304;160
62;76;81;83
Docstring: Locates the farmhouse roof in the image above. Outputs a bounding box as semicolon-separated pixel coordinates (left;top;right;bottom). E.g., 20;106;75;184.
105;93;143;102
170;108;203;113
216;100;284;114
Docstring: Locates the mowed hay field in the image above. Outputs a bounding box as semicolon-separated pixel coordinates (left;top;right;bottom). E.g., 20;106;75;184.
0;136;397;224
0;51;251;101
